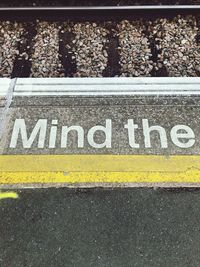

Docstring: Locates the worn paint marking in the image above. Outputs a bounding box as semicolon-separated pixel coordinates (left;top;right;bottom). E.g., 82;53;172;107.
0;191;19;200
0;155;200;184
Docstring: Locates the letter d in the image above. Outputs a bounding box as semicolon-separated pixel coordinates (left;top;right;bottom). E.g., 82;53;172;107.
87;119;112;148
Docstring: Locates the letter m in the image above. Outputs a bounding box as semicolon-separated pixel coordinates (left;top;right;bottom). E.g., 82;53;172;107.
10;119;47;148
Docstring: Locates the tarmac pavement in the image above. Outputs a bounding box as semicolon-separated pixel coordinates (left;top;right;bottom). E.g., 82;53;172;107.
1;187;200;267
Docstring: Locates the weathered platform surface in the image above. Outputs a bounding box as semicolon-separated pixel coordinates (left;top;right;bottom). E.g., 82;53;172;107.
1;77;200;187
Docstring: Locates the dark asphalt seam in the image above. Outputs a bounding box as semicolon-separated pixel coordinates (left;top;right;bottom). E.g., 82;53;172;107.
59;23;77;77
103;22;121;77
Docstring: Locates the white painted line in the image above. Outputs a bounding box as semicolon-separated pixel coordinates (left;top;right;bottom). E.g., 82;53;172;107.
0;79;11;97
15;77;200;84
13;92;200;96
1;77;200;97
14;77;200;96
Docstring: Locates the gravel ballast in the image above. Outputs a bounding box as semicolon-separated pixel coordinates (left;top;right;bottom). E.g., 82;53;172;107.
0;16;199;78
0;22;24;77
118;20;153;77
151;15;200;76
31;22;65;77
70;22;109;77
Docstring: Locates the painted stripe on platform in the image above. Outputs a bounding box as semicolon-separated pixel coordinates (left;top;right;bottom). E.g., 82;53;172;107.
14;77;200;96
0;78;11;96
0;155;200;185
1;77;200;96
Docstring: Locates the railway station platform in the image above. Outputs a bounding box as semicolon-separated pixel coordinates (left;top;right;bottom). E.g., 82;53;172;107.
1;77;200;266
0;1;200;266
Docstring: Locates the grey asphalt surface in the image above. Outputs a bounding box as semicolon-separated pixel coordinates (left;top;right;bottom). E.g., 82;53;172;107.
0;187;200;267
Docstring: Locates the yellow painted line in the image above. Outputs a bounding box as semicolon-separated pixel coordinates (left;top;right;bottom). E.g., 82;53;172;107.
0;191;19;200
0;155;200;184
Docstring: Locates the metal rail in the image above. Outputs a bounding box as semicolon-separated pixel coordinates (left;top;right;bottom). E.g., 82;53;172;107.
0;5;200;11
0;5;199;19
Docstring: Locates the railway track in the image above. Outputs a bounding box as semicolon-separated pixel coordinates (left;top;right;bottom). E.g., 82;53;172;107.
0;0;200;6
0;5;199;78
